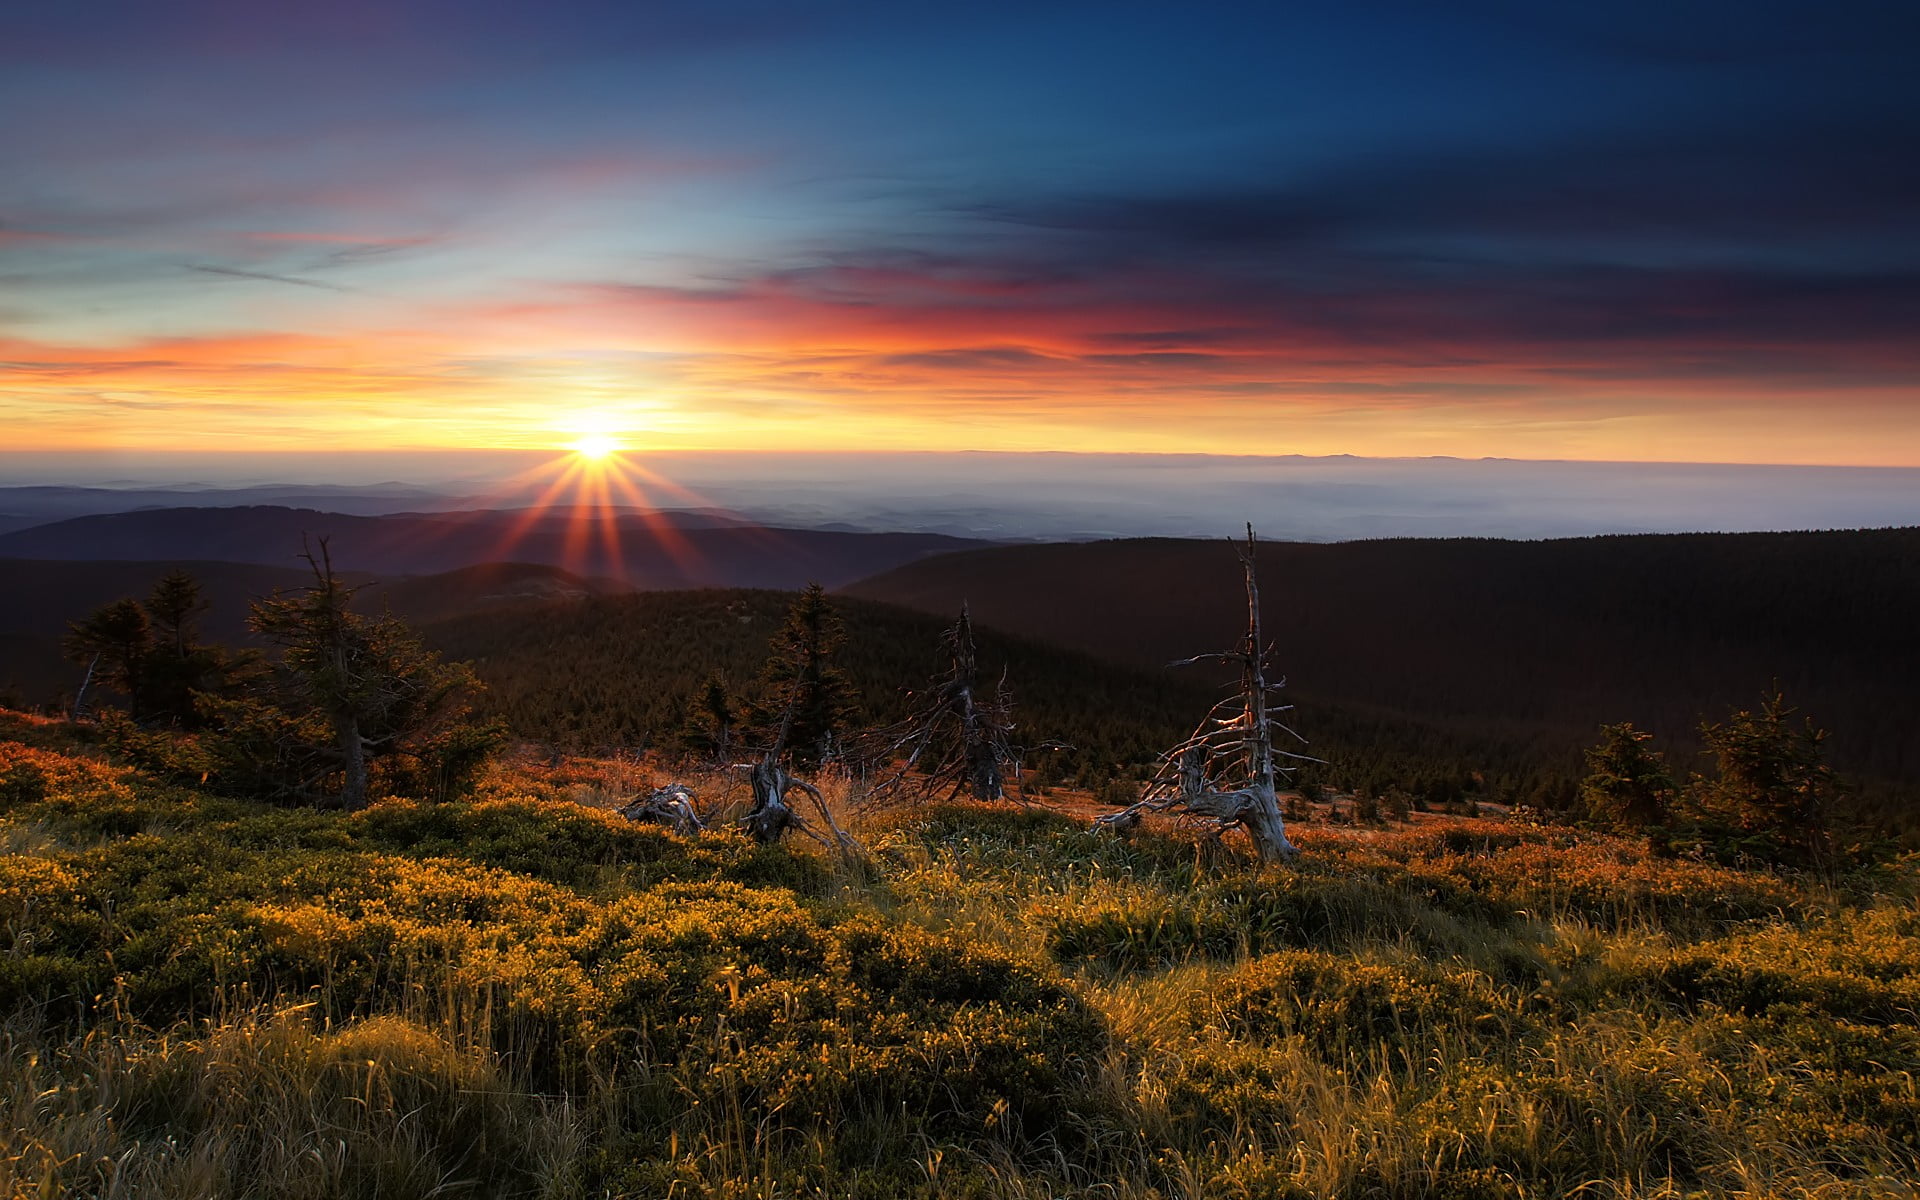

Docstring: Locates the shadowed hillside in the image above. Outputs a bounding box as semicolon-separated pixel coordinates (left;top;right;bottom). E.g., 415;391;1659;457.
418;589;1203;784
418;589;1591;805
0;562;1590;805
845;528;1920;799
0;559;623;706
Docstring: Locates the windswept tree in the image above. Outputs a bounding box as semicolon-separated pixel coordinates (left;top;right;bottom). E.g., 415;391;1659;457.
1095;526;1308;863
63;598;152;719
233;538;500;808
1581;722;1674;830
752;583;857;770
862;605;1047;807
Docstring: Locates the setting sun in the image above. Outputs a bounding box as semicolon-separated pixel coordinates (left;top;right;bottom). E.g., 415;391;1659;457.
571;432;620;460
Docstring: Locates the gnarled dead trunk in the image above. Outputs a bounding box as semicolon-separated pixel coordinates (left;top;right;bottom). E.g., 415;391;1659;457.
1094;526;1309;863
862;605;1054;809
618;784;704;836
740;708;857;855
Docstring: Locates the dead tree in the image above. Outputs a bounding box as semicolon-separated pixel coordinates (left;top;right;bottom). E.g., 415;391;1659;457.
617;783;704;836
1094;525;1312;862
738;706;857;854
71;653;100;722
861;605;1049;808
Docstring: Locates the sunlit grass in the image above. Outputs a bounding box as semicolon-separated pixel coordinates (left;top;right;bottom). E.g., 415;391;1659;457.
4;723;1919;1197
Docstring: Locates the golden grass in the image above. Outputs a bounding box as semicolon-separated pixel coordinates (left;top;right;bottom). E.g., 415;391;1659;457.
2;728;1919;1197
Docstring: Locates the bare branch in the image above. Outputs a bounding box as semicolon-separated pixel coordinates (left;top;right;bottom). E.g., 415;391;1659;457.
1095;525;1300;863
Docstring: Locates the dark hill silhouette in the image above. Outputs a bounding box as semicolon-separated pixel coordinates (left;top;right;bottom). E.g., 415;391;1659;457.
415;588;1537;798
0;506;987;588
369;562;629;625
0;559;625;705
0;559;1573;806
844;529;1920;799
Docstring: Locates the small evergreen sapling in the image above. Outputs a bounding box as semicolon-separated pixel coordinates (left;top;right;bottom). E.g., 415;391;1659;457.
1580;722;1674;831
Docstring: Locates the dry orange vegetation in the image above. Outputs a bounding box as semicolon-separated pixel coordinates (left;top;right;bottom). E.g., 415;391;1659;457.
2;714;1918;1198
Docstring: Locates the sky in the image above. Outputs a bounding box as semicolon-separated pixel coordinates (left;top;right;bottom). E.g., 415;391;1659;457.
3;0;1918;466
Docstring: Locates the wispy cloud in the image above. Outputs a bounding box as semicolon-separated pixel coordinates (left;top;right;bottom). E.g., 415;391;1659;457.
185;264;361;293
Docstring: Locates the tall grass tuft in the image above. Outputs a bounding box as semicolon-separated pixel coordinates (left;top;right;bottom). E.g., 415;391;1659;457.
2;733;1918;1197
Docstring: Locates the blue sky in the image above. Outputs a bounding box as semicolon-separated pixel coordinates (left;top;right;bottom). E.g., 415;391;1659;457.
3;0;1917;463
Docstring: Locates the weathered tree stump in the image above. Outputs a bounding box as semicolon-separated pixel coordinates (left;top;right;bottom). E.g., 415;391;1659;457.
617;783;704;836
737;709;858;855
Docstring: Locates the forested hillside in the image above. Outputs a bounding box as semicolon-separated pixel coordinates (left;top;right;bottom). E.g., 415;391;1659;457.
418;589;1597;808
420;589;1198;788
847;528;1920;802
0;560;621;706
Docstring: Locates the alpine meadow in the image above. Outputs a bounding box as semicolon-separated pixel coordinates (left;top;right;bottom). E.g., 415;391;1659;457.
5;1;1920;1197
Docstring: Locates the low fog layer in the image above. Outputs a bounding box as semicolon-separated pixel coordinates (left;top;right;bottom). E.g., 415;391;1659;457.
2;452;1916;541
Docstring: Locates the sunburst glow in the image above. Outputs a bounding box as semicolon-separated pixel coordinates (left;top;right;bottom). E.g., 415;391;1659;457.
572;432;620;460
466;441;744;586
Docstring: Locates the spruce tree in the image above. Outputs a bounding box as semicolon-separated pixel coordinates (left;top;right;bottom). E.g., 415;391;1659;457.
753;583;857;770
1581;722;1674;830
1694;691;1840;866
240;539;499;808
139;570;236;728
679;672;736;762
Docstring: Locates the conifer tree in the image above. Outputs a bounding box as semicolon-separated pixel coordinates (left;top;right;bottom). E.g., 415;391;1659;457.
144;569;207;658
138;570;238;728
753;583;857;769
679;672;736;763
239;539;499;808
1581;722;1674;830
1693;691;1840;866
63;598;153;719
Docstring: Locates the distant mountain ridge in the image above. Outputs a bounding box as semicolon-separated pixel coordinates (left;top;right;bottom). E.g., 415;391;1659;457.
0;506;989;589
0;484;458;534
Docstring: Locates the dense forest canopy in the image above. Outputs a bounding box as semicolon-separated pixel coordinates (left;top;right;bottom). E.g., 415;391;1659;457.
850;528;1920;801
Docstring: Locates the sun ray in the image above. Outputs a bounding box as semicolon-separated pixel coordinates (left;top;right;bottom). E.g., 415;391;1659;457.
452;425;742;586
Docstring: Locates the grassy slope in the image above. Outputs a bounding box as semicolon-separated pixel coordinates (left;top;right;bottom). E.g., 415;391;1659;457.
4;713;1919;1198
